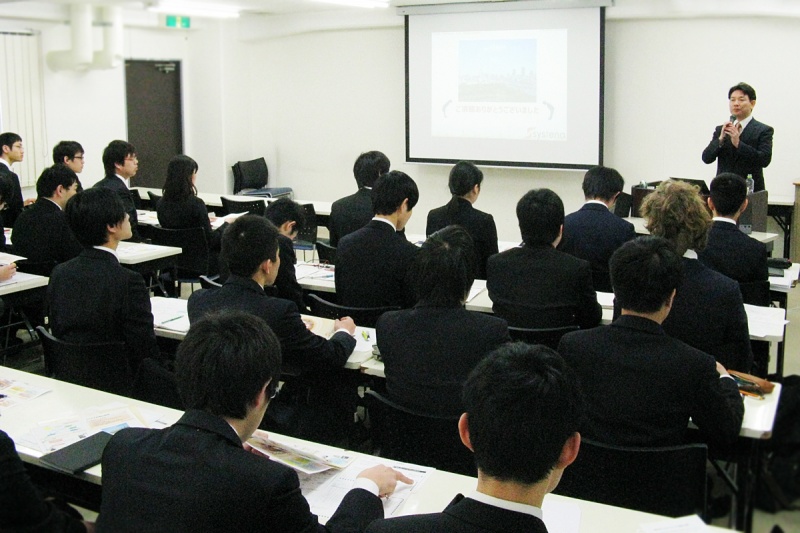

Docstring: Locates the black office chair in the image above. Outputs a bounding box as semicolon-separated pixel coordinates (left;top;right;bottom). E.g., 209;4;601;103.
147;191;162;208
364;390;475;476
294;203;318;252
555;438;708;519
37;326;131;396
148;226;212;294
220;196;266;217
507;325;579;350
315;242;337;265
613;191;633;218
129;188;143;210
307;294;398;328
131;358;183;410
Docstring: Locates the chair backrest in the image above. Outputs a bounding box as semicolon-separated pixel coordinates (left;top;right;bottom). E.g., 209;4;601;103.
148;226;210;276
294;203;318;249
220;196;266;217
507;325;579;350
16;259;57;277
555;438;708;518
129;188;143;210
147;190;162;208
315;241;337;265
492;298;579;329
131;358;183;410
232;157;269;194
36;326;131;396
739;280;770;307
364;390;475;476
613;191;632;218
307;294;398;328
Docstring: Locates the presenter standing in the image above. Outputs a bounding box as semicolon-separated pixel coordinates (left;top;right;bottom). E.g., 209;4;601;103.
702;82;773;192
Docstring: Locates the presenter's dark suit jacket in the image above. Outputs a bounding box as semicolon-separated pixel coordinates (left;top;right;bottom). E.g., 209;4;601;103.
96;410;383;533
47;248;159;372
426;197;499;279
698;220;768;284
486;244;601;330
702;118;773;192
92;175;140;240
329;188;373;247
0;163;24;228
558;315;744;447
377;304;510;417
365;495;548;533
663;258;752;372
156;195;224;251
11;198;83;266
1;430;87;533
558;203;636;292
336;220;419;309
188;275;355;371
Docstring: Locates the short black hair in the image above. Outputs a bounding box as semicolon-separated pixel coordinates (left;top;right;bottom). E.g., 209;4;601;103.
412;225;476;306
463;342;584;485
65;188;126;247
353;151;390;188
372;171;419;216
176;311;282;420
264;197;306;229
102;140;136;176
222;215;280;277
517;189;564;246
610;236;684;314
449;161;483;197
162;155;198;202
582;166;624;201
36;165;79;198
728;82;756;101
53;140;84;165
0;132;21;151
710;173;747;217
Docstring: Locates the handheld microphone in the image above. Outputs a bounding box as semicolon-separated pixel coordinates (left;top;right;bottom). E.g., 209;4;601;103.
729;114;736;124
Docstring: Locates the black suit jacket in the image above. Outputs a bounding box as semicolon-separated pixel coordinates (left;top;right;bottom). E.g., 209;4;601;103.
377;304;510;417
486;244;601;330
11;198;83;265
366;495;548;533
663;258;752;372
47;248;159;371
157;195;224;251
559;203;636;292
188;275;355;371
698;220;768;284
702;118;773;192
96;410;383;533
1;430;87;533
267;233;306;311
558;315;744;447
329;188;373;247
426;197;498;279
0;162;24;228
92;175;140;240
336;220;419;309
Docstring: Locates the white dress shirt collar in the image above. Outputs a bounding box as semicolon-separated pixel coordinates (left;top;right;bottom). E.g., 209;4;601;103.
372;216;397;231
737;115;754;131
468;491;543;519
712;216;737;225
683;249;698;259
585;200;608;209
45;198;63;211
115;174;130;189
0;158;11;170
93;245;119;261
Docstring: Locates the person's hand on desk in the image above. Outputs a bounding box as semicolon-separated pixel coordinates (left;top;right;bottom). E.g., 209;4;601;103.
335;317;356;335
357;465;414;498
0;262;17;281
23;198;36;207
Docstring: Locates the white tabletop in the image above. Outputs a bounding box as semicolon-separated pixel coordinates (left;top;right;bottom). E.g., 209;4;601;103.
768;262;800;293
0;271;48;297
116;241;181;265
132;187;332;216
624;217;779;245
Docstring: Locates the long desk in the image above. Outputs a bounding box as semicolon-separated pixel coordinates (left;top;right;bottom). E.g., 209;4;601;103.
768;194;793;258
624;216;779;248
0;366;737;531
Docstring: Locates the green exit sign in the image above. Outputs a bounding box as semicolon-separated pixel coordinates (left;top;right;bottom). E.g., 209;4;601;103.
165;15;191;29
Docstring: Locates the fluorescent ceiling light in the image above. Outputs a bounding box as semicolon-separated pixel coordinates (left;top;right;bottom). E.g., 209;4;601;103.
147;1;241;19
312;0;390;8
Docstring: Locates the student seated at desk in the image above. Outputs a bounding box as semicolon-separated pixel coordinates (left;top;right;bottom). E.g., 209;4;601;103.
558;237;744;448
264;197;307;311
377;225;509;417
47;188;159;376
93;140;141;241
97;311;411;533
639;180;752;372
366;342;583;533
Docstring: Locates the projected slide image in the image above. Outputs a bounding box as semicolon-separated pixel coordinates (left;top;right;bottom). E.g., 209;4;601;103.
458;39;537;103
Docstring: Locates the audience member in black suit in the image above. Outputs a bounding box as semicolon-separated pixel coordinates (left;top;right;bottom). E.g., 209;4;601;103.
329;150;390;246
640;180;752;372
336;171;420;309
1;429;91;533
264;197;307;311
558;237;744;448
558;166;636;292
377;226;510;417
97;311;411;533
487;189;601;330
47;188;159;375
366;343;583;533
426;161;498;279
12;165;82;269
157;155;226;274
0;132;34;227
53;140;86;178
699;173;768;284
0;177;14;255
93;140;141;240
